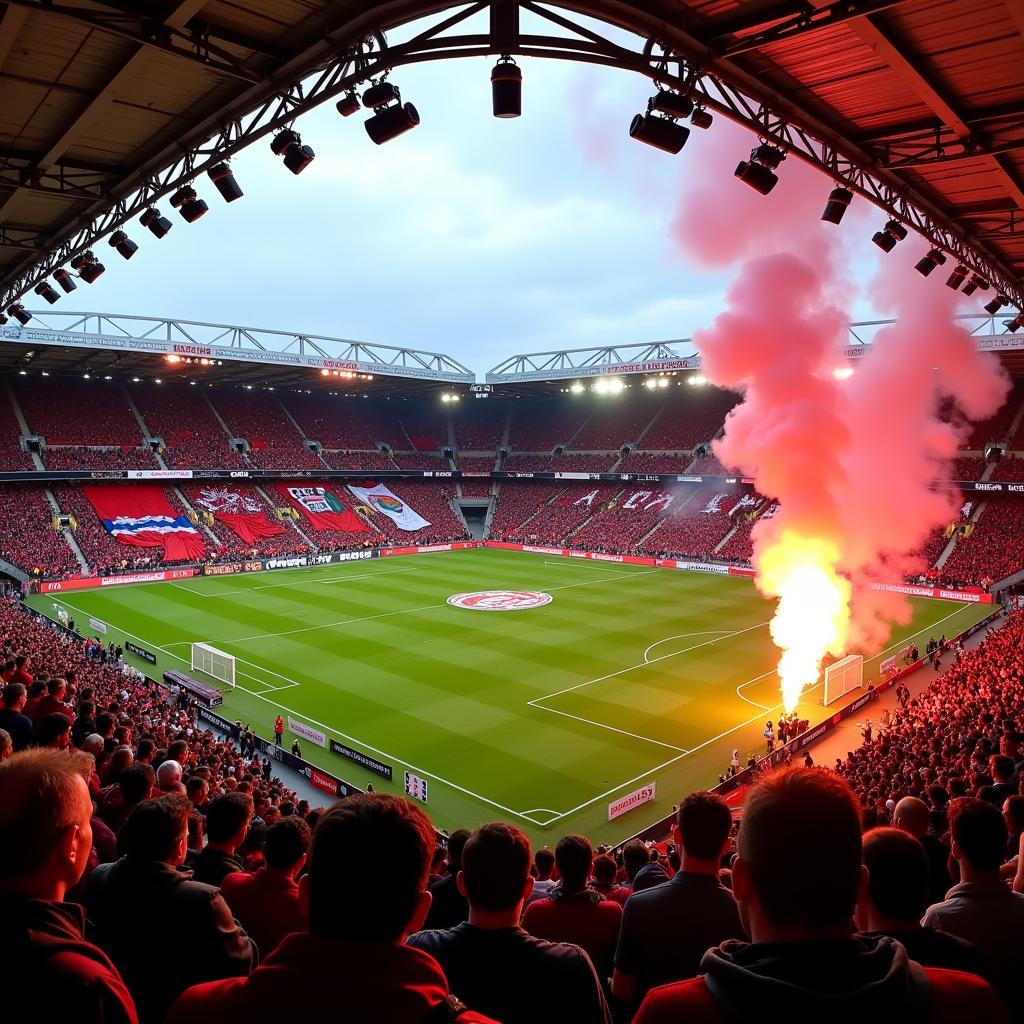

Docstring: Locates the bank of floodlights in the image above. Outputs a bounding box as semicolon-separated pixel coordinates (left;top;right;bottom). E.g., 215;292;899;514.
629;90;694;155
361;81;420;145
735;143;785;195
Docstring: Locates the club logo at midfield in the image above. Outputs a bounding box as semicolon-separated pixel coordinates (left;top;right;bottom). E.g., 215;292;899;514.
447;590;554;611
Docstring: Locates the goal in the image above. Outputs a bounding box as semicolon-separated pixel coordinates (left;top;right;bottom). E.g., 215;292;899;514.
191;643;235;689
823;654;863;706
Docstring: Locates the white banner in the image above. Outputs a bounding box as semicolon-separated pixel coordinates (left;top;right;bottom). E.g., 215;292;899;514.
89;617;107;634
288;716;326;748
608;781;656;821
348;483;430;532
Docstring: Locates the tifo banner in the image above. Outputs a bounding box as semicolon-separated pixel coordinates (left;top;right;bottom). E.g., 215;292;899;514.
288;716;327;748
83;485;205;561
193;486;286;545
608;781;656;821
277;484;368;533
348;483;430;532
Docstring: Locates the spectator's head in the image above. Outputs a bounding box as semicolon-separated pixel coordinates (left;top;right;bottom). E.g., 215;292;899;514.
0;749;94;900
445;828;470;874
156;758;184;794
46;677;67;699
459;822;533;919
2;681;26;710
119;763;155;807
622;839;649;883
204;792;253;851
166;739;189;766
187;811;205;851
990;754;1014;784
735;767;864;941
264;816;311;877
855;827;929;933
0;729;11;762
15;655;29;670
37;712;72;750
950;797;1009;876
185;775;209;808
304;794;434;942
119;796;190;865
1003;795;1024;837
136;738;156;763
554;834;593;893
80;733;105;760
675;791;732;866
892;795;929;838
592;853;618;888
533;846;555;881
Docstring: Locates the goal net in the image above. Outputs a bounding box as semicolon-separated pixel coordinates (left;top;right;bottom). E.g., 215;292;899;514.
823;654;863;706
191;643;235;689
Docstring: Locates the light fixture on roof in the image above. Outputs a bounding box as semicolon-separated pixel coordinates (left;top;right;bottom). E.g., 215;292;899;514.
362;82;420;145
983;293;1008;316
53;268;77;293
629;91;692;155
108;230;138;260
1004;312;1024;333
335;91;361;117
915;247;947;277
492;56;522;119
594;377;624;395
170;185;209;223
569;381;584;394
961;274;989;297
34;281;60;304
271;129;315;175
872;219;908;253
6;303;30;325
140;207;172;239
821;187;853;225
735;143;785;195
945;265;968;290
690;106;713;130
208;161;243;202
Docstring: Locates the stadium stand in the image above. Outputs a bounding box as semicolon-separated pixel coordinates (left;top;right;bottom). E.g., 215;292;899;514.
489;481;565;540
452;402;507;449
367;480;469;545
321;449;397;470
458;456;497;497
502;453;616;473
41;447;160;471
991;455;1024;481
936;499;1024;588
280;393;380;450
391;452;449;470
640;388;741;450
208;392;326;471
615;452;691;474
570;397;663;450
0;389;37;470
506;401;591;450
15;378;143;447
0;485;79;578
642;490;751;560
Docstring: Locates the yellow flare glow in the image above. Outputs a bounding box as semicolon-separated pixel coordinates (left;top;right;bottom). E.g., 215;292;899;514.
758;532;851;712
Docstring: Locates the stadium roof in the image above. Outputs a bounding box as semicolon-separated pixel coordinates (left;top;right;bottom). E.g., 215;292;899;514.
0;1;1023;316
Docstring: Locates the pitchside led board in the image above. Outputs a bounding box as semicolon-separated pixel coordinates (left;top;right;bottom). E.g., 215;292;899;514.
404;772;429;804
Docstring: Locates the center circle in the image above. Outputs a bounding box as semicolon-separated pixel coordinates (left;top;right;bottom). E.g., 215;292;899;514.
447;590;553;611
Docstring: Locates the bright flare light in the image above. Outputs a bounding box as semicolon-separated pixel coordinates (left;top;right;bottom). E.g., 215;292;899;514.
832;366;854;380
758;531;851;712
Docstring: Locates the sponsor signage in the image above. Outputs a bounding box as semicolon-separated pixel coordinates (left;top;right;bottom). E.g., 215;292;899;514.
173;343;212;356
89;617;107;635
447;590;554;611
288;716;327;748
266;556;309;570
205;562;243;576
39;568;198;593
197;706;236;734
330;739;393;780
608;781;656;821
880;655;898;675
126;640;157;664
306;766;343;797
404;772;429;803
870;581;992;604
126;469;194;479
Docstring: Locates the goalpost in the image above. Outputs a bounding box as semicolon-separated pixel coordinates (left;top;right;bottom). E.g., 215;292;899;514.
823;654;863;706
191;643;236;689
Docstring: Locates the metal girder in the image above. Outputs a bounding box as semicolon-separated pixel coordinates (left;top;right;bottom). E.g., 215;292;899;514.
1;0;266;85
1;1;1022;316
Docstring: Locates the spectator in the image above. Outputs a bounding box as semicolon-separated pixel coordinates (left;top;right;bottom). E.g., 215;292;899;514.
0;726;11;761
98;763;155;833
85;795;254;1024
621;839;650;890
155;758;185;797
523;845;556;909
892;795;952;907
190;792;253;886
630;847;670;893
591;853;631;905
855;827;988;975
31;675;73;728
523;834;622;979
37;710;72;749
923;797;1024;1017
166;794;497;1024
0;681;34;750
408;822;612;1024
1003;794;1024;860
989;755;1016;803
424;828;470;930
0;748;138;1023
613;792;742;1006
633;768;1008;1024
220;816;310;957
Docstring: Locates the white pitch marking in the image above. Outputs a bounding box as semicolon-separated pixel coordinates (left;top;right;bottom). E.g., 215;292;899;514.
644;630;736;664
529;702;689;752
171;568;415;598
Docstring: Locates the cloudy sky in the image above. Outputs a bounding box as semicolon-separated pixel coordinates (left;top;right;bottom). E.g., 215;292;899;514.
46;10;895;376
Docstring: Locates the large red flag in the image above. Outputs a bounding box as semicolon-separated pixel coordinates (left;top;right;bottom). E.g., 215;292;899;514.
276;484;369;533
191;486;287;545
84;485;206;561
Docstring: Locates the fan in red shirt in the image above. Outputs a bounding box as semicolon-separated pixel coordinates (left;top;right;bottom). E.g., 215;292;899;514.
591;853;631;906
633;767;1010;1024
220;816;310;956
522;834;622;980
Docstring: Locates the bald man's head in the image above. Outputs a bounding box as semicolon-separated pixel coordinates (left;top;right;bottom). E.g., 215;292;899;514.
893;796;929;838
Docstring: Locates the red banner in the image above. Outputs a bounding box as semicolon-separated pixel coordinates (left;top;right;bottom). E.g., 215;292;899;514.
276;484;369;533
84;485;205;562
191;486;287;545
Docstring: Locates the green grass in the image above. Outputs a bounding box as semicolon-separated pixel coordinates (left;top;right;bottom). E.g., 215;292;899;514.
28;548;992;844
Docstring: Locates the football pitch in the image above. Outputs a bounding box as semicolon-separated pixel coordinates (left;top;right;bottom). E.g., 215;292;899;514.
30;548;993;843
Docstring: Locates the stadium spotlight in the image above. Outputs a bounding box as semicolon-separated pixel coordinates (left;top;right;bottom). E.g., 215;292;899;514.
688;374;708;386
362;81;420;145
271;129;315;174
629;91;693;155
735;144;784;195
0;314;6;325
170;185;209;223
207;161;243;202
7;303;31;325
71;250;104;283
1004;312;1024;332
821;187;853;225
335;91;361;117
690;106;713;130
872;219;907;253
961;274;989;297
984;293;1008;315
945;264;968;290
53;268;77;293
34;281;60;305
140;207;172;238
915;247;947;277
492;57;522;118
108;230;138;259
569;381;584;394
